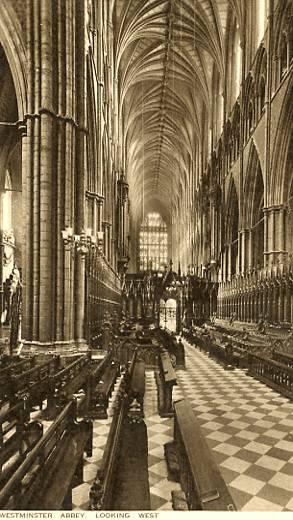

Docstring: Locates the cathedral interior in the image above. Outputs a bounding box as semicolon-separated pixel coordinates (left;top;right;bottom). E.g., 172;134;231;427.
0;0;293;512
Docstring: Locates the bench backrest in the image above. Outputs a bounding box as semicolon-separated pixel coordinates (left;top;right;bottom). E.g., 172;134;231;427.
0;358;36;397
90;355;143;510
91;351;112;382
0;400;43;485
11;356;60;394
129;359;145;397
0;357;35;378
92;391;127;510
0;401;26;466
273;350;293;368
53;354;89;391
174;399;236;511
160;350;176;384
0;400;77;509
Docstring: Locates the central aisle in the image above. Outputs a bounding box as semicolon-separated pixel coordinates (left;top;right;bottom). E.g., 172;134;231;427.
144;371;183;510
177;340;293;511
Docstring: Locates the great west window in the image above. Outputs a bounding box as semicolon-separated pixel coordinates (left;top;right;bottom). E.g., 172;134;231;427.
139;212;168;271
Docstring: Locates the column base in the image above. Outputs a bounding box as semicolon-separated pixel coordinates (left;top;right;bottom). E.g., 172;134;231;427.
19;339;90;356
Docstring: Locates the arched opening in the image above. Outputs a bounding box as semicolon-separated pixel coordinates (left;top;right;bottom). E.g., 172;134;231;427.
226;15;242;111
226;180;239;279
256;0;268;46
259;76;266;113
285;131;293;254
251;166;264;268
159;298;177;332
280;33;288;78
0;43;22;326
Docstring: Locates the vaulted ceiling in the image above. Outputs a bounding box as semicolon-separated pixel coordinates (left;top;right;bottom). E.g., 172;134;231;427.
113;0;241;227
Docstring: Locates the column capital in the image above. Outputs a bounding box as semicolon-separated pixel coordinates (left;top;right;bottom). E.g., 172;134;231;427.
263;204;288;213
17;121;27;136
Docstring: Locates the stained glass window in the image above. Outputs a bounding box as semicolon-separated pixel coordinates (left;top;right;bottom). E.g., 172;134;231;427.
139;212;168;271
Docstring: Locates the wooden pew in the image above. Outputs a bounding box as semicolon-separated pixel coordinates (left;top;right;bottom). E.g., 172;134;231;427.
157;329;185;368
127;359;145;419
0;355;21;369
248;352;293;400
0;343;8;360
89;351;146;510
155;349;177;417
90;360;120;419
183;327;211;354
0;400;93;510
11;356;60;409
167;399;236;511
46;354;91;419
0;357;36;401
89;389;127;510
272;350;293;369
84;351;113;415
0;400;43;488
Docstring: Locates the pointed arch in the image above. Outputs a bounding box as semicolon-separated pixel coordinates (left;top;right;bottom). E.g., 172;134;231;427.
270;75;293;206
0;1;27;120
243;141;264;228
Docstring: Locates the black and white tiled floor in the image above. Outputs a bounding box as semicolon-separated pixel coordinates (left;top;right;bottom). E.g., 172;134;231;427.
178;339;293;511
72;340;293;511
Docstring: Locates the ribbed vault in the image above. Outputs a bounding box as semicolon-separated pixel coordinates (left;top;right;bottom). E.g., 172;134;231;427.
113;0;240;230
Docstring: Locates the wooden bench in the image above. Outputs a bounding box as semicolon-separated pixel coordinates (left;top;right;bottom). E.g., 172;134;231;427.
157;330;185;368
184;327;211;353
0;400;43;488
155;349;177;417
248;352;293;399
46;354;91;419
0;357;36;401
126;359;145;419
11;356;61;409
166;399;236;511
84;351;113;415
272;350;293;369
89;387;127;510
0;400;93;510
91;360;120;419
0;355;21;369
89;351;147;510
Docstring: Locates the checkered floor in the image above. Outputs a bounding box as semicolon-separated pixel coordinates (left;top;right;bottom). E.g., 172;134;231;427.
177;339;293;511
72;339;293;512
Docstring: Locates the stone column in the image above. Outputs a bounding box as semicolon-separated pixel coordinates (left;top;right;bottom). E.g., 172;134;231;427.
227;246;231;281
22;0;88;351
263;285;268;319
278;283;284;324
271;284;278;324
75;253;86;345
74;0;87;348
258;288;263;319
284;283;291;323
265;206;287;265
64;245;73;341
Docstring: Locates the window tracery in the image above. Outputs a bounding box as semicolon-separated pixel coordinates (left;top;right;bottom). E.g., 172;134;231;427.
139;212;168;272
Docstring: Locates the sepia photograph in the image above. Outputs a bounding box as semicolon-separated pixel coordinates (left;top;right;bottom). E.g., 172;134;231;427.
0;0;292;514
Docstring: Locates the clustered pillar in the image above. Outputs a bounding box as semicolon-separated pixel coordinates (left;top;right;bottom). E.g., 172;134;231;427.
22;0;87;350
